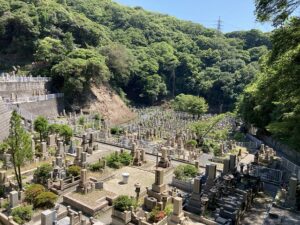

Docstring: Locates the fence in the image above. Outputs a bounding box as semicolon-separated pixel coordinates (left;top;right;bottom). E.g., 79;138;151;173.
0;75;50;82
281;157;300;180
3;93;64;104
251;165;283;184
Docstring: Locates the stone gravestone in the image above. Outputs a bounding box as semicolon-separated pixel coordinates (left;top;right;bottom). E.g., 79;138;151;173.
41;209;57;225
9;191;19;208
169;197;185;224
229;154;237;171
185;177;202;214
41;142;47;159
223;158;230;174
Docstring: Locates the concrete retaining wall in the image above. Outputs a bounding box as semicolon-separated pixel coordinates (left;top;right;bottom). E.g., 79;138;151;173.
0;81;50;98
17;97;64;119
0;100;11;141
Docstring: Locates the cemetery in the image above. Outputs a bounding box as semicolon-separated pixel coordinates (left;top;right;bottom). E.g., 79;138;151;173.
1;0;300;223
0;73;299;225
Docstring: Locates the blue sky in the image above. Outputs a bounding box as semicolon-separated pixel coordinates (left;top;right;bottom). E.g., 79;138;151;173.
114;0;274;33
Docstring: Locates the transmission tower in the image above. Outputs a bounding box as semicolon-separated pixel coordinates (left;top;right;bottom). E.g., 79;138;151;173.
217;16;223;32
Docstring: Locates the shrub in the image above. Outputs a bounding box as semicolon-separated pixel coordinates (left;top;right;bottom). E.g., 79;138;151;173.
34;163;53;184
106;153;123;169
164;204;173;216
106;152;133;169
25;184;46;204
67;165;81;177
78;116;85;125
89;161;103;171
110;127;123;135
233;132;245;141
119;152;132;166
186;139;197;148
11;205;33;225
174;165;198;181
34;191;58;209
113;195;134;212
94;114;101;121
149;207;166;223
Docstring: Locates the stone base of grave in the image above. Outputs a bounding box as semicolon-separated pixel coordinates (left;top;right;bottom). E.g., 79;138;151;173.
152;183;167;193
63;190;117;216
157;161;170;168
111;209;132;225
185;194;202;214
169;213;186;225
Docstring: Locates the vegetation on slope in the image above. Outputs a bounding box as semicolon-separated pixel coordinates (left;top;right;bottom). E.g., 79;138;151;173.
238;0;300;150
0;0;270;110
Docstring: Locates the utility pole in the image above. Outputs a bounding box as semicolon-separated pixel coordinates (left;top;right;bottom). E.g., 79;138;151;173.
217;16;223;32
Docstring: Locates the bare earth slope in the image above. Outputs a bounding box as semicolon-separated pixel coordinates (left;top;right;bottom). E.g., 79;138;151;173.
87;84;136;125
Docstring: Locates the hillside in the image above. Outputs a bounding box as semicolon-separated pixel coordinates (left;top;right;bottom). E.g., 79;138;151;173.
0;0;270;111
88;84;136;124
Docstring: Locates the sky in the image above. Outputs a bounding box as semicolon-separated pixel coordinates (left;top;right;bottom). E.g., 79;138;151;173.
114;0;274;33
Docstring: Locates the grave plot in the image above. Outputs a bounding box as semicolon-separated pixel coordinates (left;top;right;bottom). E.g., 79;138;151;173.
103;166;155;197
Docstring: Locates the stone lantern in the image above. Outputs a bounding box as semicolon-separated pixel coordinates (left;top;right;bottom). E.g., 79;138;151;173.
135;183;141;203
201;196;209;215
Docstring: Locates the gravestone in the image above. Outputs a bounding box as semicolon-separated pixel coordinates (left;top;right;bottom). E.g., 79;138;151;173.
223;158;230;174
41;209;57;225
169;197;185;224
229;154;237;171
9;191;19;208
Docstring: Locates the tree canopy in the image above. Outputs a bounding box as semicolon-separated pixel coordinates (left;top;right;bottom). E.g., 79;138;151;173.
238;1;300;150
0;0;270;110
172;94;208;116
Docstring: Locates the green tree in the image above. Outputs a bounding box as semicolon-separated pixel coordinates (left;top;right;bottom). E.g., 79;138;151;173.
34;163;53;184
59;124;73;144
101;43;135;87
141;74;167;104
255;0;300;26
35;37;66;64
7;111;33;190
172;94;208;116
33;116;48;143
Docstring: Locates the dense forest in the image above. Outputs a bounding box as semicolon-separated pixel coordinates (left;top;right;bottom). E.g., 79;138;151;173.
239;0;300;150
0;0;270;111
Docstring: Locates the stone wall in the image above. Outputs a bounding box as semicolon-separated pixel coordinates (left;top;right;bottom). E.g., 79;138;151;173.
0;100;11;141
0;81;50;98
17;97;64;119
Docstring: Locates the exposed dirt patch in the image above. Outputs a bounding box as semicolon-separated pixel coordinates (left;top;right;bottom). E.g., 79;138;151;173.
85;84;136;125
